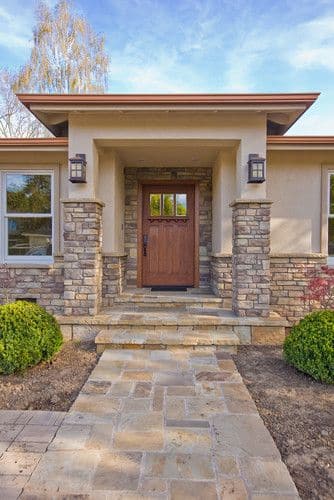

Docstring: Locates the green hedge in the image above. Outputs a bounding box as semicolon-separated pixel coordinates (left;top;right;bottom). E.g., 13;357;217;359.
283;310;334;384
0;301;63;374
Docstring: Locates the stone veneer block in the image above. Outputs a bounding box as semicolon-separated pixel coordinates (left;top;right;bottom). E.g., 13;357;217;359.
231;200;271;318
252;326;286;345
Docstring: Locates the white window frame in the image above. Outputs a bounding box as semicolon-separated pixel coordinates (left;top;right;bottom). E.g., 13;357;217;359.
0;170;54;264
328;171;334;266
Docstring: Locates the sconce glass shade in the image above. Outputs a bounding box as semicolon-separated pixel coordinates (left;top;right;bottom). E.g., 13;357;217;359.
248;154;266;183
69;154;87;183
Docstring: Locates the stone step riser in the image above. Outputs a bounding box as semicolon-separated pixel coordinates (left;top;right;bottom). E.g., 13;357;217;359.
96;343;237;354
94;326;241;354
112;302;222;310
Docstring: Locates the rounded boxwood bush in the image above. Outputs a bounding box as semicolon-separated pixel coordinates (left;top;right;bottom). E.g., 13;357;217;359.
283;310;334;384
0;301;63;374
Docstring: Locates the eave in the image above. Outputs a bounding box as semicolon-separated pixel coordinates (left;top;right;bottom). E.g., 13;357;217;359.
0;138;68;152
16;92;320;138
267;136;334;150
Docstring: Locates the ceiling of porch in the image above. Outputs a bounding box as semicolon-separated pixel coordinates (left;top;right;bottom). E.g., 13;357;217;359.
97;139;237;168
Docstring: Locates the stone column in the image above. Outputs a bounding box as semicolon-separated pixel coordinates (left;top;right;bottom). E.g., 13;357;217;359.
63;200;103;316
231;199;271;317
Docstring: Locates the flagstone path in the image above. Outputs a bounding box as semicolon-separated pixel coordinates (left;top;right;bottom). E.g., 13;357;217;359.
0;348;299;499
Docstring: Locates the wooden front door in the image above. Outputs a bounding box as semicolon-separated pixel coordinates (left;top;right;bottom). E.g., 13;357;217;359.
141;184;196;286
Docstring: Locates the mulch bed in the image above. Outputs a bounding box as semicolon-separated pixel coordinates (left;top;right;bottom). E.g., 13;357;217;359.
233;346;334;500
0;341;99;411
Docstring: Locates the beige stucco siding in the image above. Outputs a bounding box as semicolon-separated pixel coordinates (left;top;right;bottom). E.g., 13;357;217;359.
267;150;334;254
68;111;267;201
212;150;236;254
98;150;125;254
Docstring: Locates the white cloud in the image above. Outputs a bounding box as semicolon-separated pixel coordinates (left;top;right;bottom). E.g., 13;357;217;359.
109;49;204;93
287;15;334;72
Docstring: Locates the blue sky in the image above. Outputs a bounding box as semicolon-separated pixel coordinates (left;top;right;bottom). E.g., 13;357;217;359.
0;0;334;134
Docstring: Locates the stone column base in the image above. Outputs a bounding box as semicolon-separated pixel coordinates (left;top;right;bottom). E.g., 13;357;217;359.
63;200;103;316
102;254;127;307
231;199;271;318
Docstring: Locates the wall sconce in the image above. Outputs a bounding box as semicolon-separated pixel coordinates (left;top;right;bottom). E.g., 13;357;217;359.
69;154;87;183
248;154;266;183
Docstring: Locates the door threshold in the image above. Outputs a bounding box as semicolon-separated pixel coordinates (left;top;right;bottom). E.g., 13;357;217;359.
150;286;189;292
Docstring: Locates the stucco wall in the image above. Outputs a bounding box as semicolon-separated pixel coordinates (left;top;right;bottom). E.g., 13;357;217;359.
267;150;334;254
212;149;236;254
68;111;267;201
98;150;125;254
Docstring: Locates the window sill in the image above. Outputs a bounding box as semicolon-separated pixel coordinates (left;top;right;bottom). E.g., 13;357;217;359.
4;259;53;268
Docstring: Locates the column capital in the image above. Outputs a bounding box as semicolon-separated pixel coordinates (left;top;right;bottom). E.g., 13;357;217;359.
229;199;272;207
61;198;105;207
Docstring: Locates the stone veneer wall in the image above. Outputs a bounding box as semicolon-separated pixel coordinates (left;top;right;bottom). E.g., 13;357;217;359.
63;201;103;316
124;167;212;287
231;201;271;318
0;257;64;314
102;255;127;307
211;254;327;323
0;253;127;314
270;255;327;323
211;256;232;308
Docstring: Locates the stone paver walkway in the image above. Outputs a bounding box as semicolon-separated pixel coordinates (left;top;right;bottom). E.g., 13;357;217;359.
0;348;299;499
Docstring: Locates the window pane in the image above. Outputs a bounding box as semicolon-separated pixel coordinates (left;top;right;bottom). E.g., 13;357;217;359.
329;218;334;256
163;194;174;216
8;218;52;256
330;174;334;215
150;194;161;216
176;194;187;216
6;174;51;214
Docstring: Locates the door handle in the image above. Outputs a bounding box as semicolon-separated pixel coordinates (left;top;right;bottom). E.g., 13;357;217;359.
143;234;148;256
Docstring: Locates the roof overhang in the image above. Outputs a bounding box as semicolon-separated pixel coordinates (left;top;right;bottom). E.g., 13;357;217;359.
0;138;68;152
267;136;334;150
17;93;320;137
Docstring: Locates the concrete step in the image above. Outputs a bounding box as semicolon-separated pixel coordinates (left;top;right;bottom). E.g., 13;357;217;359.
95;327;240;353
57;309;288;348
113;292;223;310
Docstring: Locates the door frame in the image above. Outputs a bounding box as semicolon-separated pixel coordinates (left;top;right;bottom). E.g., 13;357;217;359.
137;180;200;288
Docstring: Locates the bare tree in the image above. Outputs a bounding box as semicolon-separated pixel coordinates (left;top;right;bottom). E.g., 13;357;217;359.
17;0;109;93
0;0;109;137
0;69;47;138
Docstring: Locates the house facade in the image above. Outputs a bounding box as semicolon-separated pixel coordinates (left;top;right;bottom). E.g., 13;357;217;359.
0;93;333;343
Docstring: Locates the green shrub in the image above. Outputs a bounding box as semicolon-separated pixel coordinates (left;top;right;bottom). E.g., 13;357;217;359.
0;301;63;374
283;310;334;384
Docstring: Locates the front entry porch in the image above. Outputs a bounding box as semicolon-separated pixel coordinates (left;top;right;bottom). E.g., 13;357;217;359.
60;140;276;347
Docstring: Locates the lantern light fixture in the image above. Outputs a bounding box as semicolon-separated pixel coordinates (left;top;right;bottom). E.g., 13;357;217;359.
247;154;266;183
69;154;87;183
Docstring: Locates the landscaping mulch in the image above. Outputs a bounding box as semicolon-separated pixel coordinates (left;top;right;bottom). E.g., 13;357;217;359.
233;346;334;500
0;341;99;411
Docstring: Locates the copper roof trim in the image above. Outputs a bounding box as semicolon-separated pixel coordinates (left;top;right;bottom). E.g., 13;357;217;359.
267;136;334;145
17;93;320;107
0;138;68;147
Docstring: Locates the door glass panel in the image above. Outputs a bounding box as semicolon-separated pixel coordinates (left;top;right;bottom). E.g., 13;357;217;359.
176;194;187;216
163;194;174;216
150;194;161;216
